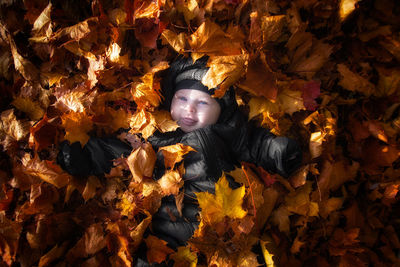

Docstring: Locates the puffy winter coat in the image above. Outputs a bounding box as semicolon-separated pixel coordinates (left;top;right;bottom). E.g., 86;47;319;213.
57;56;303;250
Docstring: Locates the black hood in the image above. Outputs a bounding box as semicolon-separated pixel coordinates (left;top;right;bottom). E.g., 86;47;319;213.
160;55;238;124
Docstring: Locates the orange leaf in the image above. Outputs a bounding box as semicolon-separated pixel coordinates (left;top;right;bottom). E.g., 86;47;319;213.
188;20;243;60
158;143;195;169
238;53;277;101
126;143;156;183
202;54;248;97
22;155;70;188
145;235;174;264
61;111;93;146
158;169;183;196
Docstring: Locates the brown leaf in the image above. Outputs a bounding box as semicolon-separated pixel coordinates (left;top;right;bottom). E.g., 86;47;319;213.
66;223;107;262
126;142;156;183
188;20;243;60
145;235;174;264
82;176;101;202
22;154;70;188
337;64;375;96
0;213;22;266
238;53;277;101
38;242;69;267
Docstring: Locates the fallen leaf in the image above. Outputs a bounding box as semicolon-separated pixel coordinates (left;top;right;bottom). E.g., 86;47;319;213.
158;169;183;196
145;235;174;264
159;143;195;169
126;142;157;183
61;111;93;146
202;54;249;97
196;175;247;224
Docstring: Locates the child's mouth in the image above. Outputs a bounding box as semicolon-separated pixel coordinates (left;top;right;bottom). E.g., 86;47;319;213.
181;117;197;126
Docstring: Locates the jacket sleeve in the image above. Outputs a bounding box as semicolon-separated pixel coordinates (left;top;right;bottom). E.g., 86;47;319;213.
212;119;302;178
241;125;303;178
57;137;132;176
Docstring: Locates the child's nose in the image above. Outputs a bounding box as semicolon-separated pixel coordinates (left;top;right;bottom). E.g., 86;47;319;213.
185;102;196;113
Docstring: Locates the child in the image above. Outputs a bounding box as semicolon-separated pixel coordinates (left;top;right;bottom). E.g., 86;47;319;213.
58;55;302;260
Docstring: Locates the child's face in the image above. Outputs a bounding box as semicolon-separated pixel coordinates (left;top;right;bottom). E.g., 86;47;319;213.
170;89;221;132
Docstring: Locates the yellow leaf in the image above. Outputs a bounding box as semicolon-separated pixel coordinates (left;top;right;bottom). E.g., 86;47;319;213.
131;73;162;108
277;88;305;115
285;181;319;217
153;110;179;133
159;143;195;169
196;175;247;224
126;143;156;183
188;20;243;60
158;170;183;196
61;111;93;146
12;97;45;121
170;246;198;267
202;54;248;97
260;241;275;267
339;0;360;21
161;30;187;54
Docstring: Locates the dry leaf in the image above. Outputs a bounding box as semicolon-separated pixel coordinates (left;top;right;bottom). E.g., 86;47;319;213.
196;175;247;224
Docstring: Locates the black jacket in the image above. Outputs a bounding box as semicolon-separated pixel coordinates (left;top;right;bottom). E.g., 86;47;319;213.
57;108;302;249
57;56;302;253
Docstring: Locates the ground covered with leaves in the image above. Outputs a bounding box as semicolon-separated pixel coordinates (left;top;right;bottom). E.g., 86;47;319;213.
0;0;399;266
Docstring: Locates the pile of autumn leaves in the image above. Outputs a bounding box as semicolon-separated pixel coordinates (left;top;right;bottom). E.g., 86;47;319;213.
1;0;400;266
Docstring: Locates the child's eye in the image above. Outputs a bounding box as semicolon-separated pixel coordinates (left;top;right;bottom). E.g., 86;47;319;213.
178;96;187;101
198;101;208;105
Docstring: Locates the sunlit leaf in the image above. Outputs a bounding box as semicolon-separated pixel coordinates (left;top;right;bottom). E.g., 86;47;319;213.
158;143;195;169
61;111;93;146
196;175;247;224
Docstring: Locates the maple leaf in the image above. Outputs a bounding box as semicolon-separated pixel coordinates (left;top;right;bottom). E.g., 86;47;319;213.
21;154;70;189
60;111;93;146
196;175;247;224
277;87;305;115
161;30;187;54
158;143;195;169
12;97;45;121
285;181;319;217
82;176;101;201
158;169;183;196
188;20;243;60
271;205;291;234
170;246;198;267
202;54;248;97
145;235;174;264
131;72;162;108
337;64;375;96
176;0;204;24
126;142;156;183
238;53;277;101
